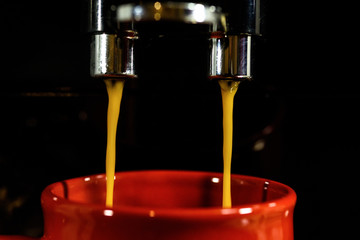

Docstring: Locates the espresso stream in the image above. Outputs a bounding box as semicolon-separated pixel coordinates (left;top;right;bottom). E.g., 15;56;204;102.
219;80;239;208
105;79;125;208
104;79;238;208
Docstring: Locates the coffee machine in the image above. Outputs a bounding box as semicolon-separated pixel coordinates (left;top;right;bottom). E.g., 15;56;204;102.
3;1;353;239
88;0;260;81
86;0;270;173
2;0;285;237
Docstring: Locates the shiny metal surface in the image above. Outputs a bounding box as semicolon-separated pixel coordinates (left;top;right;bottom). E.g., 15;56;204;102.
90;32;137;79
90;34;116;77
209;34;252;80
88;1;260;81
226;0;261;35
116;2;227;32
88;0;109;33
88;0;103;32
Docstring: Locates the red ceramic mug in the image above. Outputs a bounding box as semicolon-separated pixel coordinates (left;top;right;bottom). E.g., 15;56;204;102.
0;170;296;240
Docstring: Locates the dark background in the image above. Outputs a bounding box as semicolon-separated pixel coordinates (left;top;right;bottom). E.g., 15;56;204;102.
0;0;358;239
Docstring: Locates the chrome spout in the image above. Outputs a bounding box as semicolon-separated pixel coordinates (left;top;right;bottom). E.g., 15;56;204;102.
88;1;262;82
90;32;137;79
88;0;137;80
209;0;261;81
210;33;252;80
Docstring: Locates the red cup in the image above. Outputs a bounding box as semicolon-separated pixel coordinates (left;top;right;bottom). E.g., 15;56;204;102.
0;170;296;240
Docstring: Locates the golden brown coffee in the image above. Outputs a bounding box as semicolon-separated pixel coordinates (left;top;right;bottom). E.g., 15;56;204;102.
104;78;238;209
104;79;125;207
219;80;239;208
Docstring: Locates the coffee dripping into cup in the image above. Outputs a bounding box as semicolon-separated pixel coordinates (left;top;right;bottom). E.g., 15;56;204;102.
0;1;298;240
87;0;267;173
88;0;264;208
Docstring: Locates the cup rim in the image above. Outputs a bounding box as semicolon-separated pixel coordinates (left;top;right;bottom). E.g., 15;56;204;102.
41;170;296;219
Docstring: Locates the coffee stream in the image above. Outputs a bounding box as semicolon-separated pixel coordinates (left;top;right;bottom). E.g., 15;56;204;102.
104;79;238;208
219;80;239;208
105;79;125;208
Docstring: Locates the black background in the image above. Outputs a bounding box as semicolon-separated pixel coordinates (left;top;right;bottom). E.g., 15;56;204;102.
0;0;358;239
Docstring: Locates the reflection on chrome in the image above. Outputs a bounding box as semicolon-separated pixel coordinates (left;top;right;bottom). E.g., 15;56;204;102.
192;4;206;23
154;2;161;10
116;2;225;30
